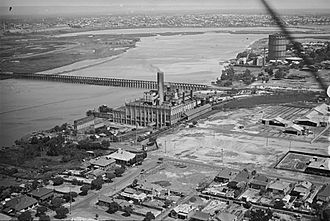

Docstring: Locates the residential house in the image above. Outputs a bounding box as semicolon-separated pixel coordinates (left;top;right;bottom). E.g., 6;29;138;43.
249;174;271;190
120;188;147;203
214;168;236;183
171;204;196;220
215;212;237;221
189;211;210;221
291;181;312;199
228;169;250;189
3;195;38;214
267;179;292;195
316;184;330;202
28;187;54;202
107;148;136;166
89;156;116;170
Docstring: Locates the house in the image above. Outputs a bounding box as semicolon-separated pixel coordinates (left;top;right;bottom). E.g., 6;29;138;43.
107;148;136;166
267;179;291;195
283;124;304;135
120;188;147;203
3;195;38;214
249;174;271;190
28;187;54;202
291;181;312;199
89;156;116;170
305;158;330;177
215;212;237;221
171;204;196;219
189;211;210;221
228;169;250;189
214;168;236;183
316;184;330;202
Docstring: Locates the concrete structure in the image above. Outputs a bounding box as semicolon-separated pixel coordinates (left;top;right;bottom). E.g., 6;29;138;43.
92;72;213;128
157;71;165;105
316;184;330;202
268;33;288;61
5;72;208;91
73;116;104;132
171;204;196;219
305;157;330;177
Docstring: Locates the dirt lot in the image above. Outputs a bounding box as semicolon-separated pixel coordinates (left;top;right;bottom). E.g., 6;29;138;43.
156;106;330;183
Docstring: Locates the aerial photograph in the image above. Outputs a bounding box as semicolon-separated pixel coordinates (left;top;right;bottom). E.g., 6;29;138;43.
0;0;330;220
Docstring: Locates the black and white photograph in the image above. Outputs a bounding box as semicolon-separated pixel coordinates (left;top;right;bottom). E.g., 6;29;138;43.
0;0;330;220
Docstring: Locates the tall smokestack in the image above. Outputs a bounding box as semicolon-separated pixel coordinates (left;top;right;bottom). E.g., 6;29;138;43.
157;71;164;105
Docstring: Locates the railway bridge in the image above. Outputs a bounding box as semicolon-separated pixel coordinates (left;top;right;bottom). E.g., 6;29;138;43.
1;72;209;91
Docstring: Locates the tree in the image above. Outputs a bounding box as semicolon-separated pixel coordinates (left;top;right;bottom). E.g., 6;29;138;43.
249;209;272;221
80;184;91;195
31;179;39;190
274;69;286;79
163;199;172;208
144;212;155;221
131;179;138;187
55;206;69;219
63;192;77;203
107;202;121;214
122;206;133;216
251;170;257;176
243;201;252;209
91;177;104;190
36;206;47;217
115;167;125;177
106;172;116;182
274;199;285;209
51;197;64;209
39;214;51;221
53;176;64;186
18;211;32;221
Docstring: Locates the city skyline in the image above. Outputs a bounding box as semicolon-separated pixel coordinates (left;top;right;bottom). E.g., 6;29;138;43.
1;0;330;15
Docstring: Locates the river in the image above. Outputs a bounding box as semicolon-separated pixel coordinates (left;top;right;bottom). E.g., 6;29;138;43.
1;31;267;147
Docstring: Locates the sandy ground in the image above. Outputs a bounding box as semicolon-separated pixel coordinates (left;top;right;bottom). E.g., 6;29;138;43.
156;107;330;182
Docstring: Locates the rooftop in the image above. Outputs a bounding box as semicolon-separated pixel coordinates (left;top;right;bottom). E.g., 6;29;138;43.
268;179;291;191
215;212;237;221
190;211;210;221
107;148;136;162
29;187;53;199
5;195;38;212
89;156;115;167
307;158;330;171
317;184;330;198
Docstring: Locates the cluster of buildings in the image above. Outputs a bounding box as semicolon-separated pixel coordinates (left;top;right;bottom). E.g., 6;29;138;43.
76;71;214;132
260;103;330;136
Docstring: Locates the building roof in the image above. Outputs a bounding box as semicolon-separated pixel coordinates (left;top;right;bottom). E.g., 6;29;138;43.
216;212;237;221
233;169;250;183
317;184;330;198
216;168;235;180
173;203;196;214
29;187;53;199
313;103;330;116
307;158;330;171
285;123;304;132
89;156;115;167
250;174;270;187
107;149;136;162
5;195;38;212
190;211;210;221
295;181;312;190
273;116;291;125
99;195;113;204
268;180;291;191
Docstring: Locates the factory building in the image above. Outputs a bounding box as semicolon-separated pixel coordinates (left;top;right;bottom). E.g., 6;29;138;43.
268;33;288;61
95;71;212;128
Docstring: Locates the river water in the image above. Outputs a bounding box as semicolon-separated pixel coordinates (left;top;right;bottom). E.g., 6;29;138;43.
0;31;267;147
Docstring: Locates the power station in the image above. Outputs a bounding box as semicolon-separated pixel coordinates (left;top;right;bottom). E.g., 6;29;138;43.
268;33;288;61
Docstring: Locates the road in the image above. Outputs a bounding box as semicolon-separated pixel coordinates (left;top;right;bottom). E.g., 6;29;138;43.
67;157;159;220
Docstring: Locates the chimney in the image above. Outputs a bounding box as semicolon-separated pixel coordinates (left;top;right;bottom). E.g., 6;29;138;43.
157;71;164;105
190;90;193;100
182;92;185;103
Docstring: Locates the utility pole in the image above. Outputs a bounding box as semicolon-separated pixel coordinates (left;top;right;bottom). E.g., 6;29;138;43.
164;140;167;154
222;148;224;166
289;140;292;151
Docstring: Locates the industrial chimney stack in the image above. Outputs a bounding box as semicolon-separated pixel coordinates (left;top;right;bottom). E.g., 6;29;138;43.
157;71;164;105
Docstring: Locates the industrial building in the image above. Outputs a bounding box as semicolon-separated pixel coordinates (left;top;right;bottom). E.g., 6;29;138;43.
268;33;288;61
92;71;212;128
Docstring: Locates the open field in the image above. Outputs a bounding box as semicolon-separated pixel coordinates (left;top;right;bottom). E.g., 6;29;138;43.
0;34;139;73
156;105;330;183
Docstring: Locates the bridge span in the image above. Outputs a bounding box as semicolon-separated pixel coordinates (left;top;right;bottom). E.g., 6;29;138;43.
1;73;209;91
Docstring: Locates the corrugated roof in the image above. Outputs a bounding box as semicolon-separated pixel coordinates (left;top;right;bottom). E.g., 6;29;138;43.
5;195;37;212
90;156;115;167
29;187;53;198
108;149;136;162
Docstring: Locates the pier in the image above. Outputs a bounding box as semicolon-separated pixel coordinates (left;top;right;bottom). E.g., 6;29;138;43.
1;73;209;91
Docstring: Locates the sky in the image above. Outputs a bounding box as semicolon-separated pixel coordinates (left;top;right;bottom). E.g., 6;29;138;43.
1;0;330;15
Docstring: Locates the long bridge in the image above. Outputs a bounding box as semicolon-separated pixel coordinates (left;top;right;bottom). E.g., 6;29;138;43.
1;72;209;91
